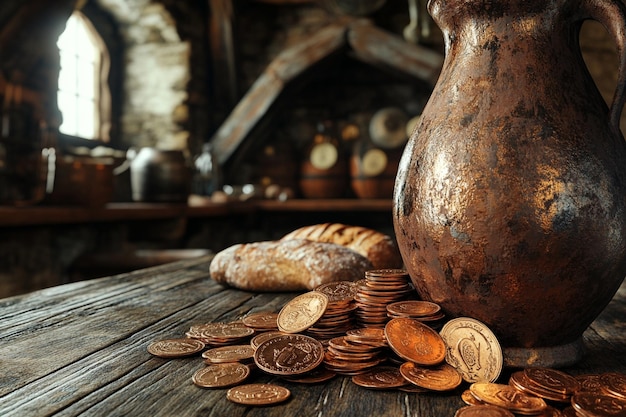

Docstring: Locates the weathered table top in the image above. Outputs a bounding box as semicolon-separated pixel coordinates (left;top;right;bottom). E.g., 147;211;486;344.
1;255;626;416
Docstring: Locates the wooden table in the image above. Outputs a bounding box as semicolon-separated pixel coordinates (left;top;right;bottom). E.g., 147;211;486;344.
2;255;626;416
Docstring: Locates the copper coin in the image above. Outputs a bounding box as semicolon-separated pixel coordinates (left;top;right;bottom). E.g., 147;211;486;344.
576;373;606;394
469;382;547;415
351;366;408;389
387;301;442;317
226;383;291;405
147;338;205;358
188;322;255;340
571;392;626;417
461;389;485;406
523;367;580;395
242;312;279;330
250;331;286;350
282;367;337;384
315;281;358;302
454;405;515;417
202;344;255;363
277;291;328;333
509;370;570;402
603;372;626;399
192;362;250;388
385;317;446;365
439;317;503;383
254;333;324;375
399;361;462;391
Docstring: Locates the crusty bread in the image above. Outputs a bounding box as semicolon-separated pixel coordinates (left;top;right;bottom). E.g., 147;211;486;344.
209;238;373;292
281;223;403;269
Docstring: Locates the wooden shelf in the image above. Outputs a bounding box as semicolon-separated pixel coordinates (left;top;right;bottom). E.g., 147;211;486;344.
0;199;392;227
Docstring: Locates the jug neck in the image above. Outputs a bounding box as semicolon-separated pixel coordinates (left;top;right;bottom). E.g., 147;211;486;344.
429;0;576;54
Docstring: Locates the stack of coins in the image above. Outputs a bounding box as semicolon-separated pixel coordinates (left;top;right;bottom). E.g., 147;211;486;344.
354;269;414;328
186;322;255;346
386;300;446;330
323;335;387;375
509;367;580;403
307;281;359;341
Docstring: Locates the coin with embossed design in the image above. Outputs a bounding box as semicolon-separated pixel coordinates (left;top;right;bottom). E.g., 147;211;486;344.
469;382;547;415
384;317;446;365
202;344;255;363
571;392;626;417
277;291;328;333
226;383;291;405
603;372;626;399
399;361;462;391
147;338;205;358
254;333;325;376
351;366;408;389
440;317;503;383
315;281;358;303
454;405;515;417
242;312;279;330
192;362;250;388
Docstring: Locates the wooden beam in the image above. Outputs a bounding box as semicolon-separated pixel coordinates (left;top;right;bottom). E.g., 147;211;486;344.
211;19;351;165
347;19;443;87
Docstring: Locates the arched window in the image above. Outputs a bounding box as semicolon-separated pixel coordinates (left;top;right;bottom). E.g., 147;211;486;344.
57;11;111;141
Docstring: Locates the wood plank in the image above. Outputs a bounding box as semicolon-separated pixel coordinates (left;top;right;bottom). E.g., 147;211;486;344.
2;256;626;416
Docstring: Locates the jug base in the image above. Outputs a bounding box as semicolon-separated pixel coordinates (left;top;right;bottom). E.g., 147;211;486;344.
503;337;584;369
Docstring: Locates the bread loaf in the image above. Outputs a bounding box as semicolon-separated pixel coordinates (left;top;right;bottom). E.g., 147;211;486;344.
281;223;403;269
209;238;373;292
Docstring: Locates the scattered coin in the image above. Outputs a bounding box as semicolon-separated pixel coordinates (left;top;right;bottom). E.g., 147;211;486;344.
202;344;255;364
277;291;328;333
439;317;503;383
351;366;408;390
192;362;250;388
282;366;337;384
399;361;462;391
226;383;291;406
385;317;446;365
187;322;255;345
254;333;325;375
147;338;205;358
602;372;626;399
571;392;626;417
454;405;515;417
250;331;286;350
509;368;577;402
461;389;484;406
575;373;606;394
469;382;547;415
242;311;279;331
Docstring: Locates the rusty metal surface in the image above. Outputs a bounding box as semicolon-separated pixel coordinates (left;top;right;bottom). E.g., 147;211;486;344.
394;0;626;354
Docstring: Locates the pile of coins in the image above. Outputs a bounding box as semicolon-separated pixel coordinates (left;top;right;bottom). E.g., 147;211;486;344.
305;281;358;340
354;269;414;328
147;269;626;412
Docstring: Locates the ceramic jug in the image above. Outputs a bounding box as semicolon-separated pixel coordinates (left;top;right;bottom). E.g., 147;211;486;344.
393;0;626;367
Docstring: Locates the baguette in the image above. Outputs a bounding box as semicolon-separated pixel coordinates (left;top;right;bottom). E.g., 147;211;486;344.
281;223;403;270
209;238;373;292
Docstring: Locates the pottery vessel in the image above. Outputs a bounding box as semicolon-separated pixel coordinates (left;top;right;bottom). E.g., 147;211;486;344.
393;0;626;367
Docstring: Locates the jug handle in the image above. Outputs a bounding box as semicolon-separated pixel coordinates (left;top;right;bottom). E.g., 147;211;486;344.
582;0;626;133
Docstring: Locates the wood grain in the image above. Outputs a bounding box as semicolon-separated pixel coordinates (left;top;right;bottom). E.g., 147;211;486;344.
1;255;625;416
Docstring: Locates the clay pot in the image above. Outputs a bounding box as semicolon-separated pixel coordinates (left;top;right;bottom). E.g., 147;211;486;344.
393;0;626;367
